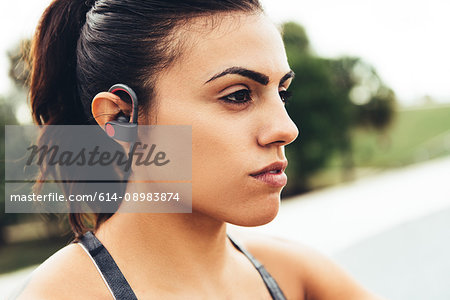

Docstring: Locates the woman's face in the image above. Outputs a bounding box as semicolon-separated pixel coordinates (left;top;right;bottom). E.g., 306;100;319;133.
150;13;299;226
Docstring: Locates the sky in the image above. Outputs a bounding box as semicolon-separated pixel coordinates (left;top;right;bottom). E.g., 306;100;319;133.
1;0;449;106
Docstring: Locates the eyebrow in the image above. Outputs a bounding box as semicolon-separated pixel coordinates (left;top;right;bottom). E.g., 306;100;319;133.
205;67;295;86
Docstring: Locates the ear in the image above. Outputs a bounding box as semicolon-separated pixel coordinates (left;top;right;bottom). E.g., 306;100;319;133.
91;92;132;127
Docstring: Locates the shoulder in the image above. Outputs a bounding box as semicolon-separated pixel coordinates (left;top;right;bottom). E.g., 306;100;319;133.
11;242;111;300
230;230;384;300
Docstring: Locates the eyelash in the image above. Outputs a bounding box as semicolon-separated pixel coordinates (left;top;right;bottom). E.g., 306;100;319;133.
220;89;293;106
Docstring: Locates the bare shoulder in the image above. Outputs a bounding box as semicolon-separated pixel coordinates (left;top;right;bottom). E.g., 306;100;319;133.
11;242;111;300
230;230;385;300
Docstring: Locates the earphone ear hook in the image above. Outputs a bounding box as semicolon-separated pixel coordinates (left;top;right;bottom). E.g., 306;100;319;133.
108;84;139;124
104;83;138;142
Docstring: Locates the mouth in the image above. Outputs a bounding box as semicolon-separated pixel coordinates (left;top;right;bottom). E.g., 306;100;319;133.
250;161;288;187
250;160;288;176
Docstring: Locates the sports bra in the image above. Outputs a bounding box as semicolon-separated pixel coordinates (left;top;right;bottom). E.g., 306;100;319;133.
75;231;287;300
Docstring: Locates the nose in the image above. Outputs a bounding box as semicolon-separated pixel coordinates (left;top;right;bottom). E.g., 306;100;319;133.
257;93;299;147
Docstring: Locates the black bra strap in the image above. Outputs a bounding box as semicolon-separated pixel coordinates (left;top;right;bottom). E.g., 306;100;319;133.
227;234;287;300
76;231;138;300
76;231;286;300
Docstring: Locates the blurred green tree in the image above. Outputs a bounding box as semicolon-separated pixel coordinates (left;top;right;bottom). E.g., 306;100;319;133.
326;57;396;180
8;39;31;90
281;22;396;195
328;57;396;131
0;97;19;246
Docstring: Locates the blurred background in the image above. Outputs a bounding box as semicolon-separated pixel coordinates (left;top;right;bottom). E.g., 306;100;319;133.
1;0;449;299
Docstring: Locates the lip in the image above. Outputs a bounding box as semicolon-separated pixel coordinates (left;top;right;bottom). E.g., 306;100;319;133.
250;161;288;176
250;161;288;188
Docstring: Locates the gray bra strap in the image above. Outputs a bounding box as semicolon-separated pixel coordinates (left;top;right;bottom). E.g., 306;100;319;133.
227;234;287;300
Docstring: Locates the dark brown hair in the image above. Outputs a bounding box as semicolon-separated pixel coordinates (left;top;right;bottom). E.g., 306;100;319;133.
29;0;263;240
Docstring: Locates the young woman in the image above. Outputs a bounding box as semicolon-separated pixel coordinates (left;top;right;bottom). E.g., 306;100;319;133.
13;0;383;299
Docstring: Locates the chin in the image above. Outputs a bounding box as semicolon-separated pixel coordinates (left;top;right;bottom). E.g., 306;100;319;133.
226;199;281;227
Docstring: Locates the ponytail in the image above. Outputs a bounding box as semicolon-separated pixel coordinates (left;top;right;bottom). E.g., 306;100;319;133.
30;0;91;125
30;0;102;241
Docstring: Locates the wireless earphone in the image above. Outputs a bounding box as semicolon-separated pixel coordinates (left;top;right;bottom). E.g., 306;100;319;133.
105;84;138;142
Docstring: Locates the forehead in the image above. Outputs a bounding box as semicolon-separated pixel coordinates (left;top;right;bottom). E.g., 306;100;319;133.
166;13;290;83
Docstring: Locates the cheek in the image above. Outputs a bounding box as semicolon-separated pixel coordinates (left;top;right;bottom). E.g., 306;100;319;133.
191;116;243;185
190;115;280;225
190;115;246;193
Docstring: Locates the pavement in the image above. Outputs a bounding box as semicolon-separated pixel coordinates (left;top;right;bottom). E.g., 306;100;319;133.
2;155;450;299
333;206;450;300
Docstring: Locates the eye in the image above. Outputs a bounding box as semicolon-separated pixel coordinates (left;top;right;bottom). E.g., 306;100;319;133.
279;90;292;104
220;89;252;105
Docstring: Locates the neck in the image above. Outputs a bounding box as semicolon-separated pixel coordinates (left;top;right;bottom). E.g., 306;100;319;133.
96;210;228;262
94;203;233;291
